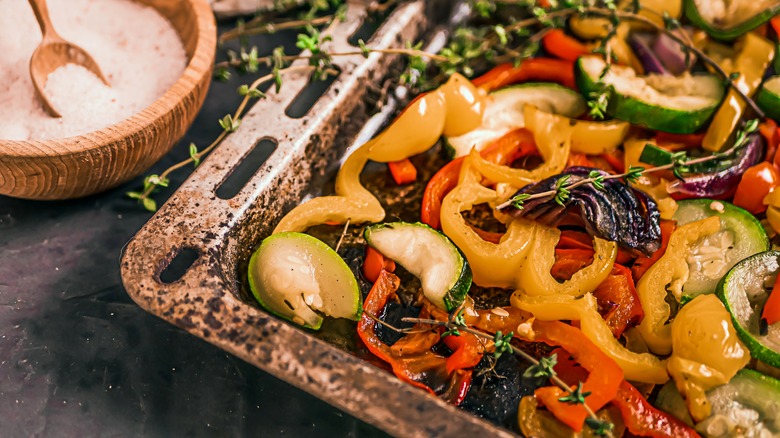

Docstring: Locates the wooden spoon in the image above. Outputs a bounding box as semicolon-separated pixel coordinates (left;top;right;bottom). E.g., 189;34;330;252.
27;0;109;118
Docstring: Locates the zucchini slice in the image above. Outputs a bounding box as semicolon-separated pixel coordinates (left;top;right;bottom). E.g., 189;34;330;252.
444;83;586;158
684;0;780;41
674;199;769;297
697;369;780;437
364;222;472;311
757;76;780;122
717;251;780;367
575;56;725;134
248;232;362;330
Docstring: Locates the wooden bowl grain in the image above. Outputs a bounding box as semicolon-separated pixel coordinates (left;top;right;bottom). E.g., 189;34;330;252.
0;0;216;200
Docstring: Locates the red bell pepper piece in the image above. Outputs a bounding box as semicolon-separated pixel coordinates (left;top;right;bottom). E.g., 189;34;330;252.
762;271;780;326
631;220;676;281
733;162;780;215
362;246;396;283
388;158;418;185
567;153;596;169
532;320;624;432
421;128;536;229
555;230;635;266
421;158;464;229
358;270;475;405
759;119;779;163
554;350;700;437
471;58;577;91
443;332;483;375
612;381;701;438
654;132;705;151
600;150;625;174
542;29;591;62
592;264;644;338
551;249;643;337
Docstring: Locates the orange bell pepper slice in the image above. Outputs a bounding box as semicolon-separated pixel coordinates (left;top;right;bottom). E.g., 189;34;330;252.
388;158;418;185
542;29;591;62
471;58;577;91
532;320;624;432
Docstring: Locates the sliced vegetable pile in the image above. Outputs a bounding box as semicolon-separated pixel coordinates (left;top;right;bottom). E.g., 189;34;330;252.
247;1;780;436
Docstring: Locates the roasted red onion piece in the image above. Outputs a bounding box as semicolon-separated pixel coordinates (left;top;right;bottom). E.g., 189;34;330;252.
499;167;661;256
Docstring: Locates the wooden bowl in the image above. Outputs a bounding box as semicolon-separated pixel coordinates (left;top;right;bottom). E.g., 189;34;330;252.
0;0;216;200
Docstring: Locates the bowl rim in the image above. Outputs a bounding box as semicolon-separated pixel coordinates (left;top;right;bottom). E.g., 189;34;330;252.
0;0;216;158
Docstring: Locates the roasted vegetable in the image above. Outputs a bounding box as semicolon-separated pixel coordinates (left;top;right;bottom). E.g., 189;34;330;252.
364;222;472;311
717;250;780;368
576;56;725;134
667;294;751;421
499;167;661;256
248;232;362;329
684;0;780;40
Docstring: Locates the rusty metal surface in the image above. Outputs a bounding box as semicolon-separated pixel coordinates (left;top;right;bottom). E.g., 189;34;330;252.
120;2;515;436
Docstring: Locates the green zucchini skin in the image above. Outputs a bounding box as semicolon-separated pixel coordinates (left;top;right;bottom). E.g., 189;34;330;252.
716;251;780;368
674;199;769;297
248;232;362;330
575;58;723;134
444;83;585;158
684;0;780;41
364;222;472;311
699;368;780;436
757;76;780;122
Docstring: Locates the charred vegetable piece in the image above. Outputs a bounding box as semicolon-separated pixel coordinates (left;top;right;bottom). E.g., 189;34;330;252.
576;56;724;134
247;232;361;330
717;250;780;367
673;199;768;298
499;167;661;256
684;0;780;40
364;222;472;311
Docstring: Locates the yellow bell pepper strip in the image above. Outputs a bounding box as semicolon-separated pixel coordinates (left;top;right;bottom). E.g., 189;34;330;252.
636;216;720;355
368;73;485;162
440;178;536;288
517;224;617;297
667;294;751;421
275;74;485;233
273;143;385;233
700;32;775;152
511;292;670;383
468;105;575;186
569;118;630;155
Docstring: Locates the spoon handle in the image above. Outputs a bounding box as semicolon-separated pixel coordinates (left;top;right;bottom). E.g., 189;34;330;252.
27;0;61;41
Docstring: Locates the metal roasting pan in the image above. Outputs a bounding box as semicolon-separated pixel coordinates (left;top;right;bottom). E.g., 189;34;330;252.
121;1;517;436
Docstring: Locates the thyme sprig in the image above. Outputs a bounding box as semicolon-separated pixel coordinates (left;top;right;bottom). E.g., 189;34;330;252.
392;313;612;435
498;119;759;211
128;35;445;211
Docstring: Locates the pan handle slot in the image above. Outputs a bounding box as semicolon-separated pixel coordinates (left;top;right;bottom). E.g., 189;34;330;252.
159;247;200;284
284;68;341;119
216;138;278;199
347;5;398;47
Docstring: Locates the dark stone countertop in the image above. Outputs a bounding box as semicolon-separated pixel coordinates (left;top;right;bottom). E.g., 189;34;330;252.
0;26;388;438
